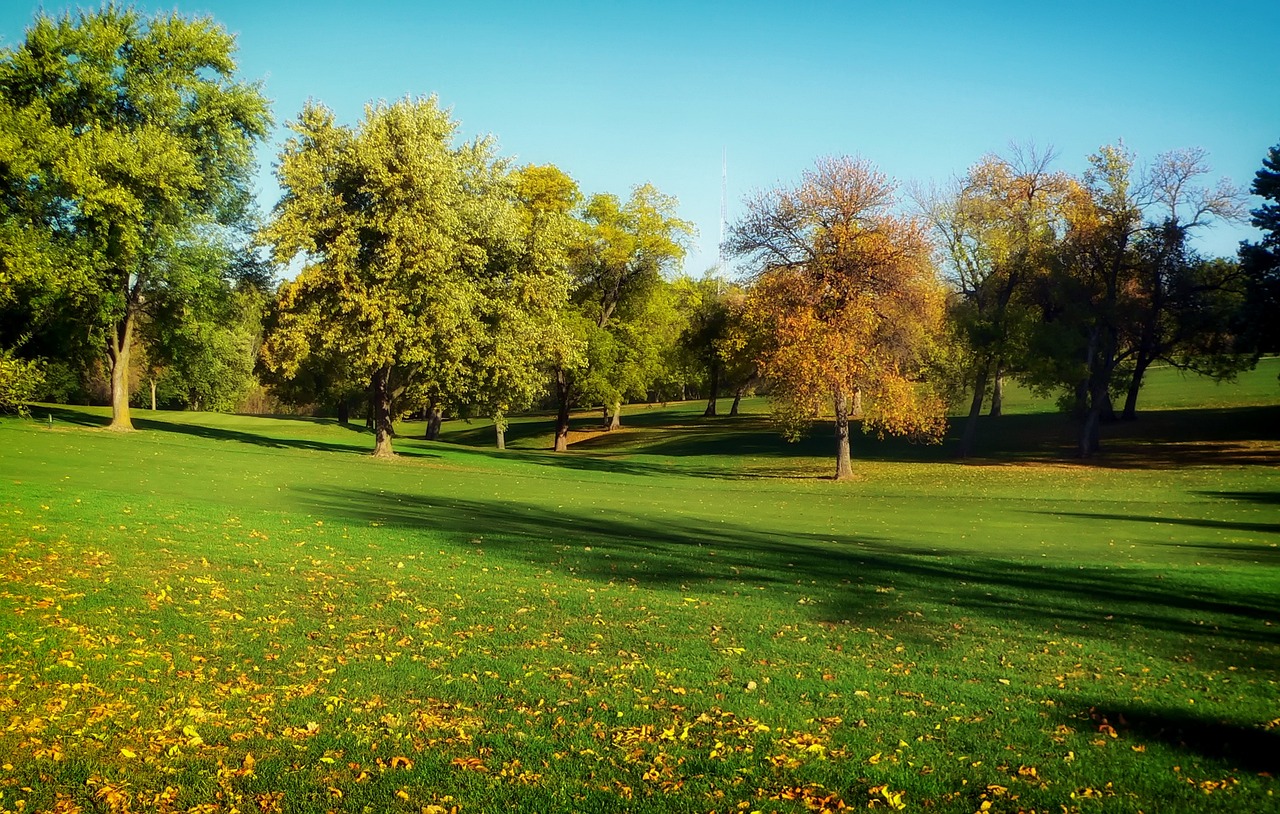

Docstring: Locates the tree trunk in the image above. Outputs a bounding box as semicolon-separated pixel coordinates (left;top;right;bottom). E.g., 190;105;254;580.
107;311;135;431
851;386;863;418
495;423;505;450
958;364;989;459
149;378;157;411
553;367;571;452
703;362;720;417
608;400;622;431
425;404;443;441
337;398;350;425
601;404;610;428
833;387;853;481
989;367;1004;417
371;365;395;458
729;387;743;417
1121;355;1152;420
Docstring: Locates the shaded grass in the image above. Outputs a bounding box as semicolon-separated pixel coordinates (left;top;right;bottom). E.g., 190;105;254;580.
0;362;1276;812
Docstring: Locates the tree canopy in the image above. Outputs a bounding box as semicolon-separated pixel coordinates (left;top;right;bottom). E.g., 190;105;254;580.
0;6;271;428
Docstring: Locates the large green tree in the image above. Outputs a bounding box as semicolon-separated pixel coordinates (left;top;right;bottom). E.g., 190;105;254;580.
556;184;693;444
262;99;499;456
0;7;271;429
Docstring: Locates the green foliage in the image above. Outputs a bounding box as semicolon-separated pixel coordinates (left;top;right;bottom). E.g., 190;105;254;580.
564;184;694;417
0;6;272;427
0;347;42;414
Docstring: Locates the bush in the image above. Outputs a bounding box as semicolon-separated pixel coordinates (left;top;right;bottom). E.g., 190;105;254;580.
0;350;45;415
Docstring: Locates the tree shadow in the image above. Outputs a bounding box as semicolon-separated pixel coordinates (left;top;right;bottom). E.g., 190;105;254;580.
290;487;1280;671
1196;490;1280;506
41;406;440;459
1055;697;1280;774
1040;510;1280;537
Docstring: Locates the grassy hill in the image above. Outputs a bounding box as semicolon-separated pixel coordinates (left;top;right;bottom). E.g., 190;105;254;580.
0;361;1277;812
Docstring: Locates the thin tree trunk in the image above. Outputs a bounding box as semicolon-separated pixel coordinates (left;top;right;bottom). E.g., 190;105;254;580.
149;378;157;411
337;398;350;425
834;387;853;481
989;366;1004;418
608;400;622;431
729;387;743;417
703;362;720;417
958;365;989;459
1121;355;1152;420
425;404;442;441
107;311;135;431
851;386;863;417
553;367;571;452
371;365;395;458
601;404;610;427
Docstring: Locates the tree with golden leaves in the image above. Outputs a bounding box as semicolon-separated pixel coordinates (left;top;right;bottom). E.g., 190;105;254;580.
726;157;947;480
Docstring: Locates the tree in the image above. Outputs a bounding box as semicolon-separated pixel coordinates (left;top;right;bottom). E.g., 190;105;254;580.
917;146;1074;457
0;8;271;429
552;184;692;448
262;98;513;457
1018;144;1245;455
1118;147;1245;418
463;164;583;449
727;156;948;480
1239;143;1280;361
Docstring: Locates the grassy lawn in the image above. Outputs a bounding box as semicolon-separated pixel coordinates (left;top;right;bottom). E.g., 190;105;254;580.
1;361;1277;813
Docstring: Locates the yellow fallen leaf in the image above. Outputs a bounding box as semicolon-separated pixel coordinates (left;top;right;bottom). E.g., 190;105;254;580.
120;747;137;759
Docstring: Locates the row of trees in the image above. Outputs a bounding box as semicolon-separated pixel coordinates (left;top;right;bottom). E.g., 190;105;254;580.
2;8;1276;478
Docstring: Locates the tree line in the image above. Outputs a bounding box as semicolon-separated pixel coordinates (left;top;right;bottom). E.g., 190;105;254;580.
1;8;1276;478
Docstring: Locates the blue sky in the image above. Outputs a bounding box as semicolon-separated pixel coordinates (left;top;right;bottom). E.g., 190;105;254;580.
5;1;1278;274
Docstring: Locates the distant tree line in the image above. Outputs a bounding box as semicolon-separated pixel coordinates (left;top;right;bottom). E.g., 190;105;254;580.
1;8;1276;477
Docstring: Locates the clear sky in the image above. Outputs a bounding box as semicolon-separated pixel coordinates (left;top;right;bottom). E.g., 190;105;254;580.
5;1;1278;275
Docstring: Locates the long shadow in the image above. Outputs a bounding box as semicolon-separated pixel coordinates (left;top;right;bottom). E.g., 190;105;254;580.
1055;697;1280;774
291;486;1280;669
1197;490;1280;506
1041;510;1280;537
42;406;441;460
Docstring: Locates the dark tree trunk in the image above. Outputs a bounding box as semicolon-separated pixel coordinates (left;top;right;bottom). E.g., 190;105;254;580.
1121;354;1152;420
337;398;350;425
729;387;743;417
703;362;720;417
958;364;989;459
601;404;610;428
425;404;443;441
553;367;571;452
989;366;1004;417
834;387;853;481
371;365;395;457
107;311;135;431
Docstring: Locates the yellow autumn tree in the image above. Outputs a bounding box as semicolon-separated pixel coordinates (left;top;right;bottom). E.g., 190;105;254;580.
726;156;947;479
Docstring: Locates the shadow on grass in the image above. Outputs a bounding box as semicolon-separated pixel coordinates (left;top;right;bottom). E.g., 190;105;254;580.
1042;511;1280;537
293;486;1280;671
42;406;441;460
1059;698;1280;774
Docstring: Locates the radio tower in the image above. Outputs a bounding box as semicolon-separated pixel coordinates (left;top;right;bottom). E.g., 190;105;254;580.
718;148;727;270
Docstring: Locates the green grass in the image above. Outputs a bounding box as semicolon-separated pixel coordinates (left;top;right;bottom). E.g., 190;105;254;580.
1;361;1278;812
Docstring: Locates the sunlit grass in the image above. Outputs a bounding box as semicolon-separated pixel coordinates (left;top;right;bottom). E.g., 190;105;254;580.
0;361;1277;812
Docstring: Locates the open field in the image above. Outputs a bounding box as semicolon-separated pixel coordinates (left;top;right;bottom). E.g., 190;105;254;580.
1;361;1278;813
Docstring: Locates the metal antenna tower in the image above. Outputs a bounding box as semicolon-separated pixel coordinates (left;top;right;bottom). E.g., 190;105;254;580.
718;148;727;269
